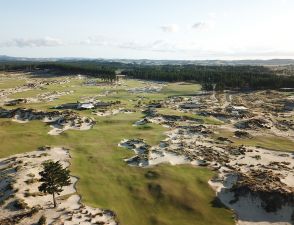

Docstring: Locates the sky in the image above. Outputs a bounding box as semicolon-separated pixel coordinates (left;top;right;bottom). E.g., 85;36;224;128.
0;0;294;60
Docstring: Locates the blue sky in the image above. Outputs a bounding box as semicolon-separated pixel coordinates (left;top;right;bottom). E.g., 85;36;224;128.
0;0;294;59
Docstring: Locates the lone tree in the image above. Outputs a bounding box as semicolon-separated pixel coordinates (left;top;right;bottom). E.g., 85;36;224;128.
38;160;71;208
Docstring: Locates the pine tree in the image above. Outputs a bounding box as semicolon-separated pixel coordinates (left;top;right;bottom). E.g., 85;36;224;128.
38;160;71;208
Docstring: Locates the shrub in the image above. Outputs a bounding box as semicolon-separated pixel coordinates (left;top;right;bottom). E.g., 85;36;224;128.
38;215;46;225
25;178;38;184
13;199;28;209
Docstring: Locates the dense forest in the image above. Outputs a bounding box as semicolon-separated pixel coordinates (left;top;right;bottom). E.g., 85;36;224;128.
1;60;294;90
122;65;294;90
0;61;117;82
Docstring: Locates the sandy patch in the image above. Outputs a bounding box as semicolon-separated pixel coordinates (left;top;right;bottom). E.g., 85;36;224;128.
0;147;117;225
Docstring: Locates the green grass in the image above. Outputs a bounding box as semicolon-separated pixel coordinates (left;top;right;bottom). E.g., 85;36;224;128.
0;113;234;225
162;82;201;96
10;89;45;99
0;78;26;89
157;108;223;125
214;128;294;152
0;78;234;225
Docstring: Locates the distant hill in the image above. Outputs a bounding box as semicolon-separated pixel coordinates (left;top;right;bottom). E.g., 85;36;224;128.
1;55;294;66
108;59;294;66
0;55;58;62
0;55;21;61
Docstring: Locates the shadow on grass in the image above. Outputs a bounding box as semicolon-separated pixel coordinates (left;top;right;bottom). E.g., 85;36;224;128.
28;71;71;78
210;197;230;209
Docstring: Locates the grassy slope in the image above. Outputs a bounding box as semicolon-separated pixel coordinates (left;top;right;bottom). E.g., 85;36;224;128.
0;77;234;225
0;78;26;89
214;128;294;152
157;108;223;125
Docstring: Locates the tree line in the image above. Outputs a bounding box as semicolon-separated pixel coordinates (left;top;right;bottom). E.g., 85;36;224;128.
1;60;294;89
38;63;116;82
122;65;294;90
0;61;117;82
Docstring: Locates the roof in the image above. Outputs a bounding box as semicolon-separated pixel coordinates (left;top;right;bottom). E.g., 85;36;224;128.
231;106;248;111
78;103;95;109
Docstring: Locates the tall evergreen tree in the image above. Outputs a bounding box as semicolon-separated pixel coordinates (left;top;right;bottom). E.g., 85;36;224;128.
38;160;71;208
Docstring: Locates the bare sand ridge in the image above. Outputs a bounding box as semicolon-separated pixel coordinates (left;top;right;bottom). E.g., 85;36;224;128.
0;147;117;225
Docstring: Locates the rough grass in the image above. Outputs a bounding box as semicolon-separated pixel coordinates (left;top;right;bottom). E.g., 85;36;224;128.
214;128;294;152
0;78;26;89
157;108;223;125
162;82;202;96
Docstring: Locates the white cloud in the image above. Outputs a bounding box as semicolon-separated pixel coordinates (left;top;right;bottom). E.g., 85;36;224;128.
118;40;178;52
0;37;63;48
8;35;289;59
79;36;178;53
110;38;294;58
80;36;114;46
192;22;207;29
208;12;216;18
192;20;215;30
160;24;179;33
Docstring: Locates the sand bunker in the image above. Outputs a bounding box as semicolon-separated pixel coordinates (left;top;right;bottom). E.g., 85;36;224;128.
0;108;95;135
0;76;71;105
94;108;135;117
127;81;165;94
0;147;117;225
119;114;294;225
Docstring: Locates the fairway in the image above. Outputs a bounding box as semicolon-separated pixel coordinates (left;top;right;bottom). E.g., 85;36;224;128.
0;76;234;225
